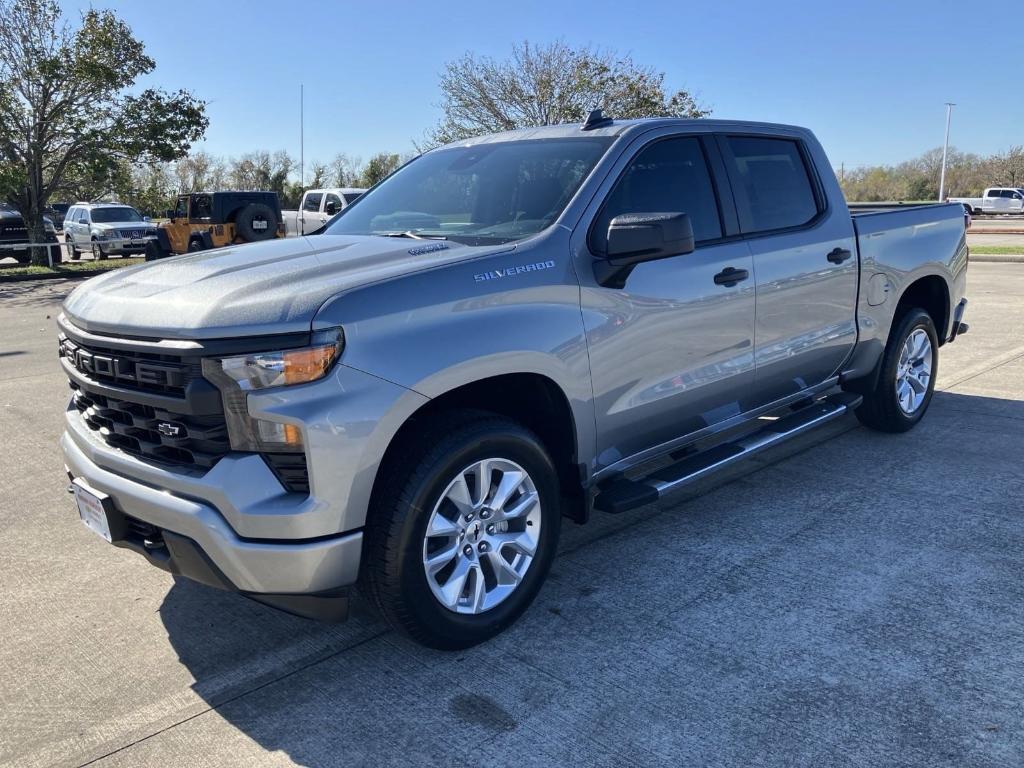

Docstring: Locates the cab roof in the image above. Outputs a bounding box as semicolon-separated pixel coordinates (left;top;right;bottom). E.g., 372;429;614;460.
436;117;813;151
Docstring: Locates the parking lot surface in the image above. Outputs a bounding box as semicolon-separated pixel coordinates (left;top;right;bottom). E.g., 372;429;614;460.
2;264;1024;768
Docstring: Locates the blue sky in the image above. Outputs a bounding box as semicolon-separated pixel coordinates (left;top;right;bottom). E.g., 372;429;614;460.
65;0;1021;174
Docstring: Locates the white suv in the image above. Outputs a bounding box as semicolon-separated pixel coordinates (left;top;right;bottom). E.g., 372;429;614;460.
63;203;157;260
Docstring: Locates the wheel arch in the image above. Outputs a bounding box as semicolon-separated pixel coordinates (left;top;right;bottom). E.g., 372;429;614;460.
895;273;950;346
370;372;589;525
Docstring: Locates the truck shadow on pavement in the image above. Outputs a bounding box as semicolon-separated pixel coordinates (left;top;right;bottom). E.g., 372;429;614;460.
157;389;1024;767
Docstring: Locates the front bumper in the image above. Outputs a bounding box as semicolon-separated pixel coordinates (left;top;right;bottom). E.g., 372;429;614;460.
61;361;428;619
64;431;362;616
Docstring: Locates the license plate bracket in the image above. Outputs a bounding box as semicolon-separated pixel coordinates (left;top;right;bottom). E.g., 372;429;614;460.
72;478;114;542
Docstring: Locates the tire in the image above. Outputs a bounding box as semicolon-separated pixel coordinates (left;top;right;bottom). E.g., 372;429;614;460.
91;239;107;261
361;411;561;649
66;236;80;260
234;203;277;243
855;307;938;433
187;237;205;252
144;241;166;261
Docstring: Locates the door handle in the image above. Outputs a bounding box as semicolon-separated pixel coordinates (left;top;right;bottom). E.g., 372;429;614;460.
827;247;852;264
713;266;749;286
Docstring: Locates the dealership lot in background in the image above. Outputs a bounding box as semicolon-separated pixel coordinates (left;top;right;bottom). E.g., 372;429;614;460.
2;264;1024;767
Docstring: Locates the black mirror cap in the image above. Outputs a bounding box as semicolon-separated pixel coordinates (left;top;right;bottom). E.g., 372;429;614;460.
596;212;695;288
325;202;338;215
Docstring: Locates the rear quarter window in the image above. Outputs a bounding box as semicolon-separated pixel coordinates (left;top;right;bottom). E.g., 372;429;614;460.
724;136;820;234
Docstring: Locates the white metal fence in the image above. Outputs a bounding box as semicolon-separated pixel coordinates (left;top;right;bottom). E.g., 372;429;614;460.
0;235;155;268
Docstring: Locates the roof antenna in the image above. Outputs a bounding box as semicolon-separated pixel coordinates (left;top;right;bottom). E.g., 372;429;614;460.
581;107;613;131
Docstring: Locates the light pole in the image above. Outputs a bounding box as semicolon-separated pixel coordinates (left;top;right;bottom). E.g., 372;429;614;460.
300;83;304;191
938;102;955;202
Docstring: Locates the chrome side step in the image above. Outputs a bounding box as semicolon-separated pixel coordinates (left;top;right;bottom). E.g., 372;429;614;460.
593;392;862;515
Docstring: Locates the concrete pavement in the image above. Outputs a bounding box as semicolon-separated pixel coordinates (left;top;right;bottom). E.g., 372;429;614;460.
2;265;1024;767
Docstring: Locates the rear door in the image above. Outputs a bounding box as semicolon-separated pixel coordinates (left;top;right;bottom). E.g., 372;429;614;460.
577;131;757;469
718;134;858;405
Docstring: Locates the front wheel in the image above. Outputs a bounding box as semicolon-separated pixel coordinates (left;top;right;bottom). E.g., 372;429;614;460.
91;239;107;260
361;412;561;649
66;236;80;260
855;308;938;433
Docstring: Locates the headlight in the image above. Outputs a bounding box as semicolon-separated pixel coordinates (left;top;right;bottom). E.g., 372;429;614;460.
201;328;343;453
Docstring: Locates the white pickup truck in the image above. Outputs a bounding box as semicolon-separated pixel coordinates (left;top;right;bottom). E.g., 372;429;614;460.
282;187;366;236
950;187;1024;215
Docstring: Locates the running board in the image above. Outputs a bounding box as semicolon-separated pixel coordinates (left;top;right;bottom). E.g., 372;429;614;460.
593;392;862;515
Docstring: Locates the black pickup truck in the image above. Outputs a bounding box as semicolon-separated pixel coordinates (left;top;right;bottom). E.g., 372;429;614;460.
0;205;60;264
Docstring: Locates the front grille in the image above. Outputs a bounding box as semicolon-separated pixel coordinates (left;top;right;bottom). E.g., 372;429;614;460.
59;335;198;397
61;326;310;493
264;453;310;494
71;384;229;469
1;224;27;239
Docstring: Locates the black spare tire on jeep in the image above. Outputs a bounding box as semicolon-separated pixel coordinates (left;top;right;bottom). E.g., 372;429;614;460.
234;203;277;243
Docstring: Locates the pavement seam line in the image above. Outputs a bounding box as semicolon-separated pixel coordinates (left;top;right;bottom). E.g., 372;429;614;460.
937;345;1024;390
73;628;391;768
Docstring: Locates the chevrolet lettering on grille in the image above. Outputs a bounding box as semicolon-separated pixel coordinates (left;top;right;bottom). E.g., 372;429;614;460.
58;337;186;389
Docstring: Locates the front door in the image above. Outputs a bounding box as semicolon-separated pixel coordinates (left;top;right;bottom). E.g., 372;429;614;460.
301;192;323;234
717;134;858;404
578;134;757;472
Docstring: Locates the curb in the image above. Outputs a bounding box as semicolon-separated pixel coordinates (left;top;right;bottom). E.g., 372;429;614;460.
0;270;100;284
970;254;1024;263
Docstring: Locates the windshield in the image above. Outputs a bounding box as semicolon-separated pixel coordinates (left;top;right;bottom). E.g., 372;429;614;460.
91;207;143;223
324;137;612;245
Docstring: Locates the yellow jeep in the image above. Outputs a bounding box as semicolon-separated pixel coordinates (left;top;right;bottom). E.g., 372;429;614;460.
147;191;284;259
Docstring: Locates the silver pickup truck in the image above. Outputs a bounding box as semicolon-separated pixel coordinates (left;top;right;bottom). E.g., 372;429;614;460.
58;116;968;649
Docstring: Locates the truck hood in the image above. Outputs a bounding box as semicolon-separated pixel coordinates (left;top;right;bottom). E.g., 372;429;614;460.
92;221;156;232
62;235;509;340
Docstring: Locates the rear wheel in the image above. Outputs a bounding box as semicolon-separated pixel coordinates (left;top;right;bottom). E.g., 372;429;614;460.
187;237;205;252
361;412;561;649
855;308;938;433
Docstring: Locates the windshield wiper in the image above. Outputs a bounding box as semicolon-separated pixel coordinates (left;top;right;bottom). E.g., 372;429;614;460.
377;231;447;240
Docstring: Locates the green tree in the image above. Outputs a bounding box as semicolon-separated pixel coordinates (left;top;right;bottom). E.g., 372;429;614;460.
359;152;402;187
428;40;709;146
0;0;206;263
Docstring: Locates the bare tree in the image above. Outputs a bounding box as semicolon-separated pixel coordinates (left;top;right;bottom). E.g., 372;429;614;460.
428;41;709;146
309;161;328;189
0;0;206;263
987;146;1024;188
330;152;362;187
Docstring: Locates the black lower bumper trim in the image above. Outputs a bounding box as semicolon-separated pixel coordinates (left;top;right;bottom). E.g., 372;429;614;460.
98;499;351;622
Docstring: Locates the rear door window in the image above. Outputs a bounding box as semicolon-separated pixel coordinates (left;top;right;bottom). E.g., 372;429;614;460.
723;136;820;234
591;136;722;254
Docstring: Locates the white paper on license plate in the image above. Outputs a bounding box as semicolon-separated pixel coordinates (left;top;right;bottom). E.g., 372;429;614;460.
253;220;268;230
73;481;112;542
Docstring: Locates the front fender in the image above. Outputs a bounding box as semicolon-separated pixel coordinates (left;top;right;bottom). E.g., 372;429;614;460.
313;232;596;477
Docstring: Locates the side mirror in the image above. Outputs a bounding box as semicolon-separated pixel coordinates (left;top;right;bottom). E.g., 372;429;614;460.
595;212;695;288
324;201;338;215
143;216;151;222
164;209;175;220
